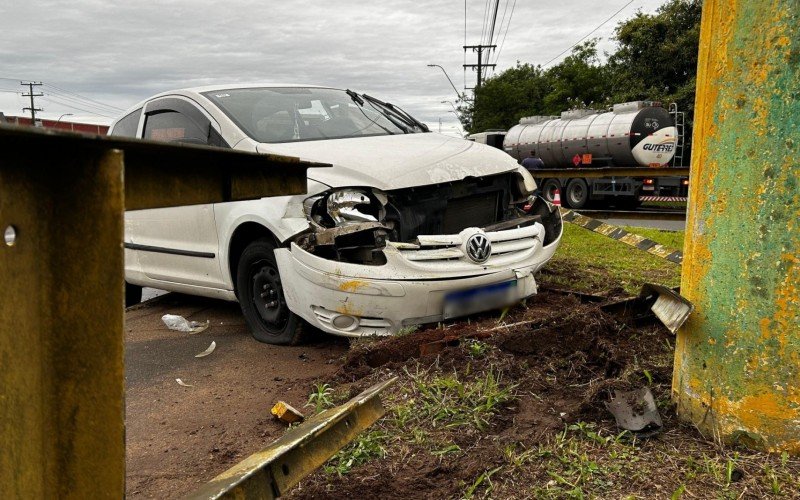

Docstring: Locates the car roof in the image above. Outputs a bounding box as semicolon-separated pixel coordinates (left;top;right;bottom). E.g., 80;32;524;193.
162;83;340;99
112;84;344;124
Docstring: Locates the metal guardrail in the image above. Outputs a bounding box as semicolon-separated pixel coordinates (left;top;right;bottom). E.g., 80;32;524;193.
533;167;689;179
0;125;328;497
185;377;397;499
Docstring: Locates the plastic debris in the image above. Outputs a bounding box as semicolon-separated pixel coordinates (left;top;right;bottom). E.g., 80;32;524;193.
271;401;305;424
195;341;216;358
162;314;210;334
176;378;194;387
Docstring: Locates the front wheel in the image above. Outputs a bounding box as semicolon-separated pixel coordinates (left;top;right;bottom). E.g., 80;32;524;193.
565;179;589;209
236;239;306;345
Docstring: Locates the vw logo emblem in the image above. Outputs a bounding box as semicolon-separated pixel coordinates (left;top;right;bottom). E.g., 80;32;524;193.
466;233;492;263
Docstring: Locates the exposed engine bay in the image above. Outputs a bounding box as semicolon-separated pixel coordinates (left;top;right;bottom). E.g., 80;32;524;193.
296;172;562;265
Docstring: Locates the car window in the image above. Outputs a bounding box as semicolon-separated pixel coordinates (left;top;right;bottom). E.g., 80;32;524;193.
143;110;207;144
202;88;415;143
109;108;142;137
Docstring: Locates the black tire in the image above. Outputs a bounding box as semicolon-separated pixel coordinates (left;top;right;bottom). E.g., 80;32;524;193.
236;239;306;345
565;179;590;209
540;178;562;204
125;282;142;308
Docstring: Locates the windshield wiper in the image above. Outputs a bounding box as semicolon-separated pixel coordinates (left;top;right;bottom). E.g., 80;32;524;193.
345;89;364;106
345;89;397;135
362;94;430;132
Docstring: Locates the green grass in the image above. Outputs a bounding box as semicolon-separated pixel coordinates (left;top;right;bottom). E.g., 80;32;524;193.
540;223;683;296
621;226;684;249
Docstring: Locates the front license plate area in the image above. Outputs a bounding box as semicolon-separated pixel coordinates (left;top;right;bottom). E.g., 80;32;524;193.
442;280;518;320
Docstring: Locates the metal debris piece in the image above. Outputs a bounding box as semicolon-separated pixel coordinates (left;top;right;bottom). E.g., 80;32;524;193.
185;377;396;499
605;387;663;437
176;378;194;387
639;283;694;334
162;314;210;334
195;341;216;358
271;401;305;424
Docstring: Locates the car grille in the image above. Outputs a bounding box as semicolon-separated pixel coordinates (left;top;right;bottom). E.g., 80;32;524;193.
393;223;543;272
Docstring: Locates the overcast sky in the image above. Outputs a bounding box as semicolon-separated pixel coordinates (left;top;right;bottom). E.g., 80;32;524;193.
0;0;667;135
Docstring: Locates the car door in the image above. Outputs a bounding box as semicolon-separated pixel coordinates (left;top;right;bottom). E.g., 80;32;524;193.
125;96;229;289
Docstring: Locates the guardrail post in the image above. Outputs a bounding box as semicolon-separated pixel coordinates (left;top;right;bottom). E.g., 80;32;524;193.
0;126;322;496
1;148;126;496
674;0;799;453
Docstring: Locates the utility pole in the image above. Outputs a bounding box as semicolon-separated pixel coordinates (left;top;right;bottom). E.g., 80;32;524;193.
463;45;496;91
21;81;43;124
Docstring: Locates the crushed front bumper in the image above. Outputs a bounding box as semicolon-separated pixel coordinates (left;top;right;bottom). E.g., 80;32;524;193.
275;216;562;337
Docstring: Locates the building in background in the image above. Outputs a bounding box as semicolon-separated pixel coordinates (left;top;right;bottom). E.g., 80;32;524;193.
1;114;109;135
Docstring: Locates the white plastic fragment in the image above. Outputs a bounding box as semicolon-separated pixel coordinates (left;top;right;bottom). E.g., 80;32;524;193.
195;341;216;358
176;378;193;387
162;314;210;334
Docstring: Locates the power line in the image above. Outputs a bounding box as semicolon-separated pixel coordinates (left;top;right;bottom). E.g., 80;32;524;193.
42;88;123;114
479;0;491;46
491;0;517;70
485;0;501;65
0;78;124;112
489;0;512;70
541;0;635;68
41;96;114;118
43;83;124;111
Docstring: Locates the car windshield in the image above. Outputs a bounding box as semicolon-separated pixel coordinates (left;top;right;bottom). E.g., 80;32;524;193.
202;87;424;143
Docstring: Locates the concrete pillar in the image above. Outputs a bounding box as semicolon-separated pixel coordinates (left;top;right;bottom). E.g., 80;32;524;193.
674;0;800;453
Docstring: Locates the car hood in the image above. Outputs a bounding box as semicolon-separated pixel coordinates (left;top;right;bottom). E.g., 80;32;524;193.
256;133;518;190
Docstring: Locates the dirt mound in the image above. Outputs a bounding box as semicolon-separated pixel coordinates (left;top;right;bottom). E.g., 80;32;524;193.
291;291;678;499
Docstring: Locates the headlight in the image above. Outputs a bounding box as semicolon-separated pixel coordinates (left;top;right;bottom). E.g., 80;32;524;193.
304;188;387;228
514;166;538;198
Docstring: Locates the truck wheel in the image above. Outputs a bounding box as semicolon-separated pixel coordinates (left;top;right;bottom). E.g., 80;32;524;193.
125;282;142;308
565;179;589;209
540;179;562;204
236;239;306;345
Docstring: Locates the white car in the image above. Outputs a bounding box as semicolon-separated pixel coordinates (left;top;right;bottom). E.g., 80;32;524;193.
112;84;563;344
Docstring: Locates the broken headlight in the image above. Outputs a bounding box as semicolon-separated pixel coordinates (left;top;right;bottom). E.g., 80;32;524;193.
513;166;537;200
300;188;390;265
304;188;387;228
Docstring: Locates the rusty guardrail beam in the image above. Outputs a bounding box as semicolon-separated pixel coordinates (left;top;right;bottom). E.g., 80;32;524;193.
533;167;689;179
674;0;799;453
0;125;328;497
184;377;396;499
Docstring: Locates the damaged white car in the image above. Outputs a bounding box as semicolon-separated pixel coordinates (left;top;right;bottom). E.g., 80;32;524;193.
113;85;562;344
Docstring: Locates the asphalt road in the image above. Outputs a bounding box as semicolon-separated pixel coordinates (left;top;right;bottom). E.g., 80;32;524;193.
124;293;348;498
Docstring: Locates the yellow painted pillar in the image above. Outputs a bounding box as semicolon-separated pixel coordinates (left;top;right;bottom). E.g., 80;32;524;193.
674;0;800;452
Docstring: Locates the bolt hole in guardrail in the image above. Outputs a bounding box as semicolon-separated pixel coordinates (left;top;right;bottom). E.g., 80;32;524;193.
4;225;16;247
281;463;290;476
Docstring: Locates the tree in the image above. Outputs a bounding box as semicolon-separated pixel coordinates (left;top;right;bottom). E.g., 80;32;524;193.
462;41;608;133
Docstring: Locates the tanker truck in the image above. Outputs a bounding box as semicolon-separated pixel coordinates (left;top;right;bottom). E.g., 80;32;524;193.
470;101;682;208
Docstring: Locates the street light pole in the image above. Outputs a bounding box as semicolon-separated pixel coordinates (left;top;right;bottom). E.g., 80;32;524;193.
427;64;461;99
56;113;74;124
